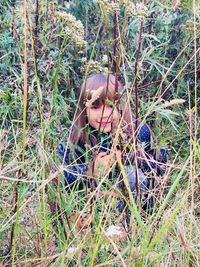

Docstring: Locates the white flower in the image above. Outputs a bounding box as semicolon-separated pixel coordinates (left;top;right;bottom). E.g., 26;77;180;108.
126;2;148;18
66;246;79;259
105;225;127;239
56;11;87;47
98;0;120;13
102;54;108;63
81;57;87;63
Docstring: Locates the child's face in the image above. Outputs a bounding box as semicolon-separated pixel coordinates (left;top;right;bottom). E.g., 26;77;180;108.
86;104;119;133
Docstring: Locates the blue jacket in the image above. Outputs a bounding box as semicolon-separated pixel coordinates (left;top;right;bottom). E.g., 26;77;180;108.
58;124;167;191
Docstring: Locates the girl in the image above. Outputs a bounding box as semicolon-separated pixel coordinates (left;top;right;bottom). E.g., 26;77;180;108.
58;73;167;210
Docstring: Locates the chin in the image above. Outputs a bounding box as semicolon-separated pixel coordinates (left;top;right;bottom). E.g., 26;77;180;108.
100;126;111;133
91;123;112;133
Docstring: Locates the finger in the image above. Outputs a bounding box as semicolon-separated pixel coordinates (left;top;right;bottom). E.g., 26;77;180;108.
102;154;114;163
116;150;122;159
97;152;108;158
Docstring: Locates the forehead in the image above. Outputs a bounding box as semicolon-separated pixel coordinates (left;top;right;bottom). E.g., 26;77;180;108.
84;75;121;100
86;85;117;99
85;86;119;109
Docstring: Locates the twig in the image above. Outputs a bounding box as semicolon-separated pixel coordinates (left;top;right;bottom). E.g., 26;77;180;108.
134;19;144;196
8;0;29;261
8;180;19;253
34;0;39;48
167;238;177;262
113;1;118;73
138;69;200;91
33;0;39;73
22;0;28;164
11;1;17;39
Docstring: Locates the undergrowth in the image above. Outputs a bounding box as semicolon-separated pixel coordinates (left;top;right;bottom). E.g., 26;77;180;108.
0;0;199;266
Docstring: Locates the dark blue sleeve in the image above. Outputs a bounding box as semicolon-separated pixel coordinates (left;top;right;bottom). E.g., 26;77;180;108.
139;123;151;151
141;147;167;175
138;124;167;175
58;143;88;187
157;148;167;175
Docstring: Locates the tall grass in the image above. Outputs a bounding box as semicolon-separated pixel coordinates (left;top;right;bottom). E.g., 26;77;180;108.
0;0;199;266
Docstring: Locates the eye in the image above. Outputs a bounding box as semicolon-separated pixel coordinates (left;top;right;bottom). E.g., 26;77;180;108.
108;103;116;109
90;105;99;110
105;100;114;108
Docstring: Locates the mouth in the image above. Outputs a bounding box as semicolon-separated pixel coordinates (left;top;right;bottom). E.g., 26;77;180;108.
97;121;111;125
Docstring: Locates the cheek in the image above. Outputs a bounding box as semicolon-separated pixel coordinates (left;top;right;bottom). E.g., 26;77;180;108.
113;109;119;121
86;109;92;124
112;109;120;128
86;109;90;121
86;109;98;127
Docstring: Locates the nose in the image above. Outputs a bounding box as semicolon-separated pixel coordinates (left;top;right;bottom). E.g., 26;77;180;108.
101;106;112;118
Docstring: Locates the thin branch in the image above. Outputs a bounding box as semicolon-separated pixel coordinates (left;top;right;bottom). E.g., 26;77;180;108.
134;19;144;196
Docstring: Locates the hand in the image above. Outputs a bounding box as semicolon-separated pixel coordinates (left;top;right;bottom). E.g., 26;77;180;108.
94;150;122;177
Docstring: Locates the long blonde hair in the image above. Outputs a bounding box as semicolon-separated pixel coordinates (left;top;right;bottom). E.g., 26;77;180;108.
70;73;133;145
